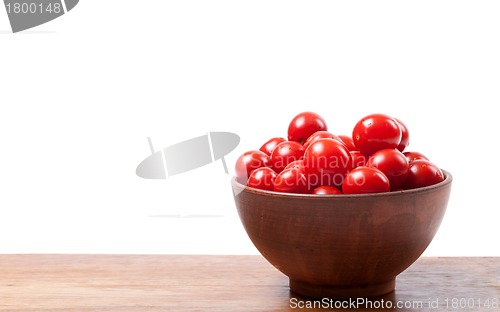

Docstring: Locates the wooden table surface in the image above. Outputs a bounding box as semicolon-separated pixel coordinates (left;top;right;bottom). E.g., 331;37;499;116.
0;255;498;311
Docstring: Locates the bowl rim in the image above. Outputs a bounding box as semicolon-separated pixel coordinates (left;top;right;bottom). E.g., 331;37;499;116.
232;169;452;199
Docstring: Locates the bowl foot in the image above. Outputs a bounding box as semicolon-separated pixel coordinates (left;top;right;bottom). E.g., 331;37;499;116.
289;278;395;299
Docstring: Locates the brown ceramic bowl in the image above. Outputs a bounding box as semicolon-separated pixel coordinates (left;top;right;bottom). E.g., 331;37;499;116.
231;171;452;299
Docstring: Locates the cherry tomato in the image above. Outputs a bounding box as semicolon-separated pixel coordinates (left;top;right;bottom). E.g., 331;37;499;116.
352;113;402;156
270;141;305;173
350;151;367;168
303;138;352;188
284;159;305;173
338;135;358;151
247;167;278;191
288;112;328;144
395;118;410;152
403;160;444;189
303;131;344;150
273;167;308;193
367;149;409;189
235;150;270;184
342;166;390;194
236;112;444;195
259;137;286;156
403;151;429;163
312;185;342;195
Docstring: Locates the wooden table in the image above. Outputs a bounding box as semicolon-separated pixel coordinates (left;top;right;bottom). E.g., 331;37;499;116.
0;255;498;311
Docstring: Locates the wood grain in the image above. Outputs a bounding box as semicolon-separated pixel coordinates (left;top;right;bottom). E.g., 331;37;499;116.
0;255;498;311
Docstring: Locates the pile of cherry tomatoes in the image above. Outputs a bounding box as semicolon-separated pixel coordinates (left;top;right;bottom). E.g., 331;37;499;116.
235;112;445;194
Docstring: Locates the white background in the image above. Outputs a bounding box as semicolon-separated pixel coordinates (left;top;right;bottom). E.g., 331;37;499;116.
0;1;499;256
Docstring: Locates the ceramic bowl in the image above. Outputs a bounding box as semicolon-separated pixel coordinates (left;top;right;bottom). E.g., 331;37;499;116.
231;171;452;298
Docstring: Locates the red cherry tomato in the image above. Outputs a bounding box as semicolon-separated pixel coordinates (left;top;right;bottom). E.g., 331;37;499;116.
303;131;343;150
403;160;444;189
342;166;390;194
350;151;367;168
395;118;410;152
247;167;278;191
352;113;402;156
367;149;409;189
259;137;286;156
403;151;429;163
235;150;270;184
270;141;305;173
312;185;342;195
288;112;328;144
303;138;352;188
338;135;358;152
273;167;308;193
284;159;305;173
